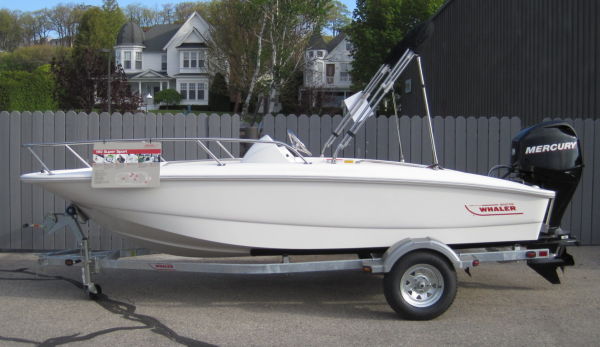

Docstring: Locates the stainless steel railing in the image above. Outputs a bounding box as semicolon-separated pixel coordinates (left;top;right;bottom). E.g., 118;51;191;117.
23;137;310;175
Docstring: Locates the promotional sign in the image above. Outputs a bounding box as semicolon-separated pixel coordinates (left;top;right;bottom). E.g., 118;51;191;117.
92;142;161;188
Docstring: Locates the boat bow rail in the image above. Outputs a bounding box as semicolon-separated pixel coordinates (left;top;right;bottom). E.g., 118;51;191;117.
22;137;311;174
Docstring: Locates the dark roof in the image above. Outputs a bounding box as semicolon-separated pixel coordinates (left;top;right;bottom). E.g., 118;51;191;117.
326;33;347;52
176;42;208;48
143;24;181;51
116;22;144;45
308;31;327;50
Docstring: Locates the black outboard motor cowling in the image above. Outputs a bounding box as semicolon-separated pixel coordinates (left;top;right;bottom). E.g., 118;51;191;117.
511;121;583;232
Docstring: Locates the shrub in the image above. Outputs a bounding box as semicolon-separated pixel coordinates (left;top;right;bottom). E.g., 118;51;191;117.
154;89;182;106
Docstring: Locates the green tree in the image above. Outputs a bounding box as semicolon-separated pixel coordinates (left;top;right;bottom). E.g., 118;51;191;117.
0;45;70;72
325;0;351;36
346;0;444;88
74;3;126;51
210;73;231;112
0;9;22;51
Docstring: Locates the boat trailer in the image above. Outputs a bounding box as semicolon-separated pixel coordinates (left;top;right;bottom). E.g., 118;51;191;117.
30;206;574;320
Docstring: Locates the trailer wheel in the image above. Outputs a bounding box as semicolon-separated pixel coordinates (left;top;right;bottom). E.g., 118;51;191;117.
384;251;457;320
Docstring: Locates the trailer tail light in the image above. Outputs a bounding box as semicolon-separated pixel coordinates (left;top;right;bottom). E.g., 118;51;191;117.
472;259;480;267
526;251;537;258
539;250;548;257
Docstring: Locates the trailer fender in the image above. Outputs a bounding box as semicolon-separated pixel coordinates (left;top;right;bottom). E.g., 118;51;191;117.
377;238;465;273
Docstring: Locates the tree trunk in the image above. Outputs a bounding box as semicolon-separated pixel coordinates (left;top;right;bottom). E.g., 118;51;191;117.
241;12;267;121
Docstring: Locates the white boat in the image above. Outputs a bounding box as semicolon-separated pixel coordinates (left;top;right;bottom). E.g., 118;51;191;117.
20;144;555;257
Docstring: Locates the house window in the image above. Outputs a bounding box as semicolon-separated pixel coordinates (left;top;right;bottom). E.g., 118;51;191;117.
308;51;314;58
161;54;167;71
340;63;351;82
198;83;205;100
115;51;120;66
190;52;197;68
345;41;352;51
180;83;187;100
326;64;335;84
183;52;190;68
317;50;324;58
124;51;131;69
135;52;142;69
189;83;196;99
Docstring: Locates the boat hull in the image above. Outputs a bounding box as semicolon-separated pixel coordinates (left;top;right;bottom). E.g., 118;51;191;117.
27;170;552;257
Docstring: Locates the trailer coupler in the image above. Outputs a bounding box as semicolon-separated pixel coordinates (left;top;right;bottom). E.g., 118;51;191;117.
527;246;574;284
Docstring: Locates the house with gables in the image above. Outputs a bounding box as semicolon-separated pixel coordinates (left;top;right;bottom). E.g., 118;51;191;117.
114;12;211;109
301;31;353;110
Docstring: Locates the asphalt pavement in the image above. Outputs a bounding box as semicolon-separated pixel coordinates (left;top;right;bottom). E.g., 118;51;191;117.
0;246;599;346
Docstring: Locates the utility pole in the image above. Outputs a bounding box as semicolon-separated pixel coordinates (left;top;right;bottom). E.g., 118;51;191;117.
100;49;112;114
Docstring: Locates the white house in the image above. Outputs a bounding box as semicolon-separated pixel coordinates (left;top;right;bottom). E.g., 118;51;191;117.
114;12;211;109
301;31;353;108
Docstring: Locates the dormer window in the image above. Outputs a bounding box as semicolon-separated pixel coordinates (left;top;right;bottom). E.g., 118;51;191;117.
309;51;314;58
124;51;131;69
317;51;324;58
181;50;205;70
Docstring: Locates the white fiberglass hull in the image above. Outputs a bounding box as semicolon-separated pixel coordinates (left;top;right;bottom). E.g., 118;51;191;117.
21;158;554;257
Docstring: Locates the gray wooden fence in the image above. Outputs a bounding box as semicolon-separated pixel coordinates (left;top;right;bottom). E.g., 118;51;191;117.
1;111;598;251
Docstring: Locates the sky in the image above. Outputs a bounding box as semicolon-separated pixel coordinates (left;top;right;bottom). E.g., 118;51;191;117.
1;0;356;14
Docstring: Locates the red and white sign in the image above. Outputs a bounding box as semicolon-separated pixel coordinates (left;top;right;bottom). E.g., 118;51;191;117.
465;203;523;216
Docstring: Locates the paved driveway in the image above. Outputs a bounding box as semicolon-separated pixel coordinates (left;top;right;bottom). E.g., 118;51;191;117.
0;246;599;346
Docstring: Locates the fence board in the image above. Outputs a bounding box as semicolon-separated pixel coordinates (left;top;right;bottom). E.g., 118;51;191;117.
443;116;455;168
98;113;112;251
387;116;400;162
488;117;500;169
433;116;444;166
87;113;100;249
161;113;174;161
377;116;388;160
455;117;467;171
185;115;198;159
275;114;287;142
298;115;310;155
466;117;478;173
231;114;240;157
208;114;220;157
400;116;411;162
31;112;44;249
287;114;299;141
174;113;186;160
262;114;275;138
321;115;333;157
499;117;512;166
9;112;22;249
109;113;124;249
20;112;33;249
42;112;56;249
219;114;232;153
197;114;208;159
308;115;320;156
410;116;422;163
476;118;488;175
0;112;12;249
145;113;157;138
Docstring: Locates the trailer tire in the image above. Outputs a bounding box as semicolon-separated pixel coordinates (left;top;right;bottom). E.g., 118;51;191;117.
383;251;457;320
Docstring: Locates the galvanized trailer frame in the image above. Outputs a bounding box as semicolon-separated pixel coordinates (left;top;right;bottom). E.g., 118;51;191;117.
32;207;566;320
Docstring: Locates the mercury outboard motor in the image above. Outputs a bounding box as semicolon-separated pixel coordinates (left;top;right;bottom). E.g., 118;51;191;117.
510;120;583;283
